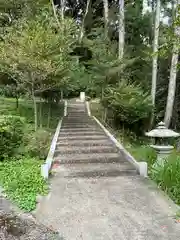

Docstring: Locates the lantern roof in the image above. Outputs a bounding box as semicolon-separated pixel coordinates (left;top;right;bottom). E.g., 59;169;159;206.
145;122;180;138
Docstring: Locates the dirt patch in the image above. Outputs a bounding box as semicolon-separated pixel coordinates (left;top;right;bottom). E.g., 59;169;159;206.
0;197;62;240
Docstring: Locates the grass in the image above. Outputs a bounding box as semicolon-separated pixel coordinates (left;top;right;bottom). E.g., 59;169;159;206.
0;96;64;211
0;97;63;130
90;100;180;206
90;100;104;120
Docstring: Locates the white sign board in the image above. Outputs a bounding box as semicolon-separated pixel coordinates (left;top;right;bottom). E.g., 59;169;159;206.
80;92;85;102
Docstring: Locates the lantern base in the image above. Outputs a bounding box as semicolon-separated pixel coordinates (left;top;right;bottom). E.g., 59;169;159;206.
150;145;174;167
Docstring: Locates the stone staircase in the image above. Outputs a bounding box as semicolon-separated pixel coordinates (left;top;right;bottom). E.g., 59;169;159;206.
36;99;180;240
54;100;137;177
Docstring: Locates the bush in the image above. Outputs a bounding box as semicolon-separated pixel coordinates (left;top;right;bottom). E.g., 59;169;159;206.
0;115;25;160
101;82;152;132
24;129;52;160
0;157;48;211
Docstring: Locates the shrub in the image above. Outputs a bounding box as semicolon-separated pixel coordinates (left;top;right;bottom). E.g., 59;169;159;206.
0;115;25;160
24;129;52;160
101;82;152;132
0;157;48;211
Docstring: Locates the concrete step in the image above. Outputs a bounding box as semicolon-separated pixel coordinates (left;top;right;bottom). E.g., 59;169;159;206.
60;128;103;132
62;122;95;126
61;124;95;128
65;116;89;118
66;110;87;112
56;163;137;178
54;153;123;164
63;116;93;119
56;139;113;146
66;114;88;116
62;118;94;122
59;131;105;136
55;145;118;155
58;135;108;141
62;123;95;127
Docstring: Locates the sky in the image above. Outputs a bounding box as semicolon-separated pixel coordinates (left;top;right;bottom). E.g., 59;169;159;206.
143;0;171;25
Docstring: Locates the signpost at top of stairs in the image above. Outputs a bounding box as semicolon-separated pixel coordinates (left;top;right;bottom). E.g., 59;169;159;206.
80;92;85;102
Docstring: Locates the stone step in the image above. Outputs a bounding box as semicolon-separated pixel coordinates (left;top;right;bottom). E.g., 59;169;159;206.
67;109;86;111
64;115;88;119
61;124;98;128
65;113;91;119
58;135;108;141
66;113;87;115
54;145;118;155
62;122;93;125
61;126;97;129
54;153;123;164
63;121;94;125
60;128;103;132
56;162;137;178
62;123;95;127
63;116;93;119
63;116;94;123
67;110;86;112
59;131;105;136
56;139;113;146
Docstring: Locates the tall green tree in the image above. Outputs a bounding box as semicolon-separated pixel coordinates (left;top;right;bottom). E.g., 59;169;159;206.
164;0;180;127
0;10;76;130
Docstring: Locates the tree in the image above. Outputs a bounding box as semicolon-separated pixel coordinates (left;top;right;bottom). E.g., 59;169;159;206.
0;11;76;130
151;0;161;107
164;0;180;127
118;0;125;59
103;0;109;39
79;0;91;42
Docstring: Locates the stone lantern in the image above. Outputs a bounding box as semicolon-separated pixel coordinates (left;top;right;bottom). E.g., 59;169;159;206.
145;122;180;166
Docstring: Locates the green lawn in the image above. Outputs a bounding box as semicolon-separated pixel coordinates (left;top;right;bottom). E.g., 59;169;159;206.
0;97;63;130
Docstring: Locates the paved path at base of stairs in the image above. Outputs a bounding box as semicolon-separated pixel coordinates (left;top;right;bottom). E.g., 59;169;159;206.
35;99;180;240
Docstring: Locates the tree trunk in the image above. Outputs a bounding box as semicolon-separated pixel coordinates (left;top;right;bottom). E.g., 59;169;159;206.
79;0;91;43
60;0;65;21
15;96;19;109
118;0;125;59
39;100;42;128
164;0;180;127
47;102;51;129
103;0;109;39
151;0;161;107
61;89;63;101
32;86;38;131
51;0;61;27
103;108;107;123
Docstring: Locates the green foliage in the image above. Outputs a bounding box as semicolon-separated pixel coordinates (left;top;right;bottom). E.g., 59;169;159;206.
0;157;48;211
101;82;152;127
128;145;156;167
129;144;180;204
0;11;76;91
151;154;180;205
0;97;63;128
0;115;25;160
0;97;62;211
24;129;52;160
